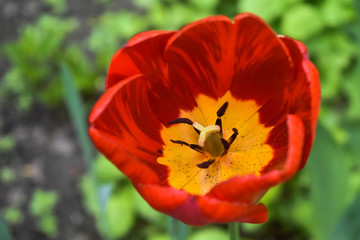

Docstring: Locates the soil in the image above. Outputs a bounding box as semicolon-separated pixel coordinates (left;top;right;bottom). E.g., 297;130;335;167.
0;0;134;239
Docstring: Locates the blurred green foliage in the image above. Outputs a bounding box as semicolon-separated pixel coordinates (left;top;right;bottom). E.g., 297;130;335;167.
80;155;166;239
30;189;59;238
3;207;23;226
0;167;16;183
0;136;15;153
1;0;360;239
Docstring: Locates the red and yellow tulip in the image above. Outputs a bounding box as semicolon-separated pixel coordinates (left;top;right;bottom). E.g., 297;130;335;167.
89;13;320;226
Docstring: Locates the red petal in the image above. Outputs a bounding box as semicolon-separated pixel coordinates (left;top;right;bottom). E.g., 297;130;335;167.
105;49;141;89
165;15;234;98
126;30;174;46
207;114;305;203
230;13;292;106
135;183;189;212
135;183;268;225
89;75;168;183
235;203;268;223
89;127;161;184
197;196;268;223
106;31;175;89
280;36;320;168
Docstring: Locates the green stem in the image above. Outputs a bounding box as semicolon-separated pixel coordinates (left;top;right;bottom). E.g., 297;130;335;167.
168;217;190;240
229;222;240;240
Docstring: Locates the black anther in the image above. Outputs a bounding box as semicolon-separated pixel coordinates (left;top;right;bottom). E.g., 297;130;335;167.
197;159;215;169
228;128;239;145
168;118;193;125
232;128;238;135
221;138;230;151
190;144;205;154
170;140;190;146
215;118;222;136
217;102;229;117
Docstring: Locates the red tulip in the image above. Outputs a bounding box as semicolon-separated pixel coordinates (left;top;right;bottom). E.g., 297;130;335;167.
89;13;320;226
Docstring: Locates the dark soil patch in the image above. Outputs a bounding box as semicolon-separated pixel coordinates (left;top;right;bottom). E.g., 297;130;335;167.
0;0;135;239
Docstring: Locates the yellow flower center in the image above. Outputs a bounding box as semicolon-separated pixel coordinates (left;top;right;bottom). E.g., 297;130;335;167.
157;92;274;195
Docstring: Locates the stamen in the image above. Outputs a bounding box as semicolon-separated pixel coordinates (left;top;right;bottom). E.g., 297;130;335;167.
168;118;193;125
193;122;220;147
228;128;239;145
217;102;229;117
215;118;222;136
190;144;205;154
170;139;205;154
221;138;230;151
169;118;199;134
170;140;190;146
197;159;215;169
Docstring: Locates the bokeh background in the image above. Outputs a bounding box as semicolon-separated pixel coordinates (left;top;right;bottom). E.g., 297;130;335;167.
0;0;359;239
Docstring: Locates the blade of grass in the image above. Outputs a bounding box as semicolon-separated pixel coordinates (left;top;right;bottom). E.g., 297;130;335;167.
60;63;93;168
0;216;13;240
306;125;349;240
60;63;112;240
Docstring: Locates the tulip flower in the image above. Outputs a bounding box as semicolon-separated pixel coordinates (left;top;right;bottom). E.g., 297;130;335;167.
89;13;320;226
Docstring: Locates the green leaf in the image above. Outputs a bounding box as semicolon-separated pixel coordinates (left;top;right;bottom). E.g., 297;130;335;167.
0;136;15;153
44;0;67;14
133;0;160;9
30;189;59;216
0;168;16;183
79;175;100;219
189;0;219;11
132;187;164;223
305;125;349;240
106;186;135;238
345;66;360;120
238;0;300;22
36;214;58;238
281;4;324;40
148;234;171;240
331;192;360;240
1;15;78;107
94;154;125;184
307;32;355;100
3;208;23;225
321;0;355;27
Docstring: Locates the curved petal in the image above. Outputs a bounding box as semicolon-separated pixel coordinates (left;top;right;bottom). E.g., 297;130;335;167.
107;30;201;126
235;203;268;223
135;183;189;212
135;183;208;226
165;15;234;98
279;36;320;168
89;74;168;183
89;127;161;184
206;114;305;202
230;13;293;108
126;30;175;47
106;30;175;89
197;196;268;224
135;183;268;225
